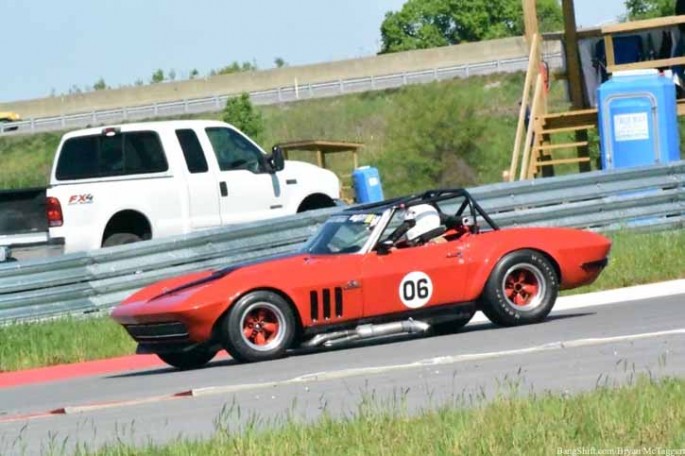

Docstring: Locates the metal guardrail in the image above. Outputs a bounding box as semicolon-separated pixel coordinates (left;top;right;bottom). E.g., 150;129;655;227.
0;54;563;137
0;160;682;324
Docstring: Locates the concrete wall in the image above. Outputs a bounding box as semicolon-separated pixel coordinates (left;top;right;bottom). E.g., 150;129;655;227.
1;37;541;119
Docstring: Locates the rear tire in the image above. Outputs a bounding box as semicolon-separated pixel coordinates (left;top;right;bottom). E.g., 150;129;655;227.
480;249;558;327
221;291;296;363
102;232;142;247
156;346;217;370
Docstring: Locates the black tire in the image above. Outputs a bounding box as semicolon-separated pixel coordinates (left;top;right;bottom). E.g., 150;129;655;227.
432;309;476;335
102;232;142;247
221;291;297;363
480;249;558;327
156;346;217;370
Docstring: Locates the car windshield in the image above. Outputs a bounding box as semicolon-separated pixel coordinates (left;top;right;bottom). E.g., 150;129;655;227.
303;213;383;254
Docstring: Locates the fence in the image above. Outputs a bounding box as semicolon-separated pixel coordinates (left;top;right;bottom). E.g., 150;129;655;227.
0;161;682;324
0;53;563;137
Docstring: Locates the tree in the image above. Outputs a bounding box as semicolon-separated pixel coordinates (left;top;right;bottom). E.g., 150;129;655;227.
625;0;675;20
222;93;265;143
150;69;165;84
168;69;177;81
189;68;199;79
377;82;485;196
274;57;287;68
379;0;563;54
93;78;107;91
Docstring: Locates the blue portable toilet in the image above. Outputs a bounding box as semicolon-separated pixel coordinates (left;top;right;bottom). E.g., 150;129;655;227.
597;70;680;170
352;166;384;203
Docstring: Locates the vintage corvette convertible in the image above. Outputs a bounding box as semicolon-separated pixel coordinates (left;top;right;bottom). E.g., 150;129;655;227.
111;189;611;369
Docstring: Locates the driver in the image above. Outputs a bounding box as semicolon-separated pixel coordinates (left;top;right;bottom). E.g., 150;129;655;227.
403;204;446;245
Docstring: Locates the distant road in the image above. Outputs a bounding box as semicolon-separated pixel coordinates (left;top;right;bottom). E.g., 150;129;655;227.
0;53;562;137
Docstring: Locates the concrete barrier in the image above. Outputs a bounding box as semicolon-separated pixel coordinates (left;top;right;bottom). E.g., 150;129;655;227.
0;37;559;119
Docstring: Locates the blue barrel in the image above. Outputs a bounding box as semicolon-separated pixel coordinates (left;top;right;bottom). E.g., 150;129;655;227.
352;166;384;203
597;70;680;170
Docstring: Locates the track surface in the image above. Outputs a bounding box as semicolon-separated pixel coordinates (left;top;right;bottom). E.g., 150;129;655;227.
0;292;683;454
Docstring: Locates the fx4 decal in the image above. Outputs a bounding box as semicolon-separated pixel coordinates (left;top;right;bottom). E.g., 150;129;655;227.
68;194;94;205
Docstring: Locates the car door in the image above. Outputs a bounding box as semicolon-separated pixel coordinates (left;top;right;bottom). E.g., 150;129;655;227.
360;240;470;317
175;128;222;230
202;126;284;224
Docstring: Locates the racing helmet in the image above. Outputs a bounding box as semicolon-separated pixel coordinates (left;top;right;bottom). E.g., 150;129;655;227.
403;204;441;242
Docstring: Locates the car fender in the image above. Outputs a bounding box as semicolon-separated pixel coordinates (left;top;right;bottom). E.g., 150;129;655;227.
460;230;563;301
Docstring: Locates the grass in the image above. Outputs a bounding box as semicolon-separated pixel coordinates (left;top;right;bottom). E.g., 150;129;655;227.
58;376;684;455
0;228;682;373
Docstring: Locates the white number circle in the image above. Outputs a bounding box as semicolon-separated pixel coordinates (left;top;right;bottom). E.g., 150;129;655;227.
399;271;433;309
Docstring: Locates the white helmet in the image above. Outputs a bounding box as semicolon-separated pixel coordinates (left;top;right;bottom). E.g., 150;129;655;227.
403;204;441;242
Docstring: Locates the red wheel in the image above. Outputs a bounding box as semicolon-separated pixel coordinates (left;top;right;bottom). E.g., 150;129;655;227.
481;250;558;326
222;291;296;363
502;264;546;310
239;303;286;350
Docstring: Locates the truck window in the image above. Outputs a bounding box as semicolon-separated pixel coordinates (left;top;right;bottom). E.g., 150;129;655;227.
176;129;208;173
205;127;264;173
56;131;168;180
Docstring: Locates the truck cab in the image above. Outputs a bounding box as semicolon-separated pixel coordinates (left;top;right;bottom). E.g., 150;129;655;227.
46;120;340;253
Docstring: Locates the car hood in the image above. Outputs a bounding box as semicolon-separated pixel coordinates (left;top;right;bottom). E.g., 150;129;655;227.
119;251;309;306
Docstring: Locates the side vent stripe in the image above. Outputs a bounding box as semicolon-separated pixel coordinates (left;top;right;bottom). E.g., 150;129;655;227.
310;290;318;321
322;289;331;319
334;287;343;317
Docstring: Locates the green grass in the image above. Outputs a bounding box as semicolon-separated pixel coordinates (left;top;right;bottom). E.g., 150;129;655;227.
66;376;685;455
0;228;682;373
0;316;135;372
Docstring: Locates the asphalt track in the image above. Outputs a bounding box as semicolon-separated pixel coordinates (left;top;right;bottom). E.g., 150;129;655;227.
0;281;683;455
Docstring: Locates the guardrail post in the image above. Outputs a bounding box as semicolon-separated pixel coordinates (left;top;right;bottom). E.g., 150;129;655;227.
122;107;127;120
402;73;408;85
309;83;313;98
339;79;344;93
30;118;36;133
154;103;158;116
214;96;220;109
433;68;438;81
278;87;282;102
61;116;66;129
184;99;189;113
370;75;375;89
91;111;97;124
496;60;501;70
465;64;470;78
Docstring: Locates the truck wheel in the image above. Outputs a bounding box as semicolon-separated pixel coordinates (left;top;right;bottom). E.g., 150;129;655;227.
156;346;217;370
221;291;296;363
102;232;142;247
480;250;558;327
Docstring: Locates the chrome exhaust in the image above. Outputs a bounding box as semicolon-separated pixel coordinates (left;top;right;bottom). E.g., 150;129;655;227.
302;319;430;348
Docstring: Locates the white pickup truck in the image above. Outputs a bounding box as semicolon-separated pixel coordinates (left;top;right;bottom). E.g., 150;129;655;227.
46;120;340;253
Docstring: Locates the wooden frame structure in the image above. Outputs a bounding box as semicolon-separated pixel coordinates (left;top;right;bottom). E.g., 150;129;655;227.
510;0;685;181
277;140;362;170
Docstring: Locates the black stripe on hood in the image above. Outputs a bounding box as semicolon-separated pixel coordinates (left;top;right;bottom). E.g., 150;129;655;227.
152;252;301;300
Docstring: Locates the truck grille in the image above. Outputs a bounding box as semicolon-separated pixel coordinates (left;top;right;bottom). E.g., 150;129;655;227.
124;322;189;342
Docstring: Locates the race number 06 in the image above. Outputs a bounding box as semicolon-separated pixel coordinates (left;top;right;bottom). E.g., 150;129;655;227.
399;271;433;309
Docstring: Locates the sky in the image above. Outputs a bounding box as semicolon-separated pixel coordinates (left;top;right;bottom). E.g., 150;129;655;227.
1;0;628;103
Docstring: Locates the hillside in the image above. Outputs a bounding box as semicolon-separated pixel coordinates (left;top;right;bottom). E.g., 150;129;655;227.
0;72;579;197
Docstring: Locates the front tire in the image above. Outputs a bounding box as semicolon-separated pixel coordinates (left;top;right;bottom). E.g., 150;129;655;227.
156;346;217;370
480;249;558;327
221;291;297;363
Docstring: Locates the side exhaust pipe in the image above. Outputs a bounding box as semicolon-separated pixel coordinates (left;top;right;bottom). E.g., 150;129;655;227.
302;319;430;348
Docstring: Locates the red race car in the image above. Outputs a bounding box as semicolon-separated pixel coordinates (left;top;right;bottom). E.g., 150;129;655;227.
111;189;611;369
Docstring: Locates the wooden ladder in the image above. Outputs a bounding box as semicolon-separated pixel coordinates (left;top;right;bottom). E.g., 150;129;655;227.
525;109;598;179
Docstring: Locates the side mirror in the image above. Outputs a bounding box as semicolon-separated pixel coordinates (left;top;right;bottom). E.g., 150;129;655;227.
270;146;285;172
376;239;394;255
